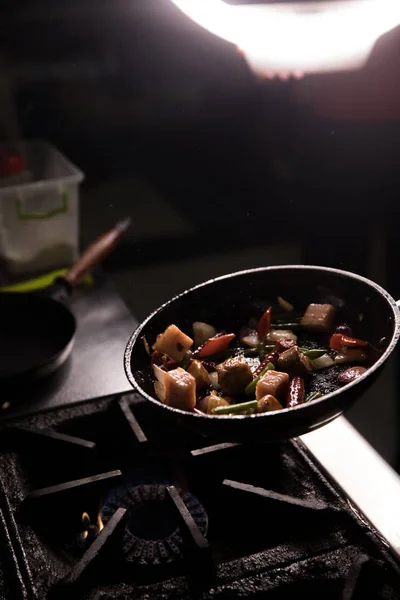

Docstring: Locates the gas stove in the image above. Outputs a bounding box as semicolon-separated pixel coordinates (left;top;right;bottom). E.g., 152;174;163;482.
0;394;399;600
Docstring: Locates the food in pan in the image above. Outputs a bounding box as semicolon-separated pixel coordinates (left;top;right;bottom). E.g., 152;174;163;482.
145;298;375;416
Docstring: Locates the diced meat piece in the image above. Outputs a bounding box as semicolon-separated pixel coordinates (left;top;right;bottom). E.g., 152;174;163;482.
277;346;313;378
257;395;283;413
266;330;297;343
164;368;196;411
188;360;210;390
153;325;193;362
300;304;336;333
216;356;253;395
256;370;289;400
193;322;217;347
274;338;297;354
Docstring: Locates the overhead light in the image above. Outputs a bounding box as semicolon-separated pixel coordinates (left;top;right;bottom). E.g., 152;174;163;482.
170;0;400;75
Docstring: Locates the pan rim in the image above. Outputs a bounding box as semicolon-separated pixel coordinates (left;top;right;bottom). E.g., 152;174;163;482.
124;265;400;421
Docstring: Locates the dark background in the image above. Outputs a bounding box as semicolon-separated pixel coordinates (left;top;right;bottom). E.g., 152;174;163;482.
1;0;400;464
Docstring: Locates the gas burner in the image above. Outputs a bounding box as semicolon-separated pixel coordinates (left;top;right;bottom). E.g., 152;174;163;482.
100;483;208;566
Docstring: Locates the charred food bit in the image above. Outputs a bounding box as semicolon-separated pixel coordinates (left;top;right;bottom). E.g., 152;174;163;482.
153;325;193;362
216;356;253;395
301;304;336;333
164;368;196;411
256;370;289;400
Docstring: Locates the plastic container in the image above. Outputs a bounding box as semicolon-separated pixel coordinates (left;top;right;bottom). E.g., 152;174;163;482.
0;140;84;275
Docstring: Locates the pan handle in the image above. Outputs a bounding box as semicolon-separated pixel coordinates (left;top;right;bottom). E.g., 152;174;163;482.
63;218;131;287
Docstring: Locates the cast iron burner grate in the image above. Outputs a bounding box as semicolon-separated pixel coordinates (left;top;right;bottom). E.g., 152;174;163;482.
100;482;208;565
0;394;399;600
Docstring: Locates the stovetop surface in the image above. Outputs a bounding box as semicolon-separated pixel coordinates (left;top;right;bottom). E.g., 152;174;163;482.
0;394;399;600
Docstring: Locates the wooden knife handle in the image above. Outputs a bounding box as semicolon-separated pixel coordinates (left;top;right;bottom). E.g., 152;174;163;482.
64;218;131;287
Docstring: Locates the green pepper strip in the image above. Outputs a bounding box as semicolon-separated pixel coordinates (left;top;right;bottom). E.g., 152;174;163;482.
213;400;258;415
180;352;192;370
300;349;327;360
306;391;323;403
245;362;275;397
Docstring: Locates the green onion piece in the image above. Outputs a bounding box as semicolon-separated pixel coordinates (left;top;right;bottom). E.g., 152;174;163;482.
306;391;323;403
180;351;192;370
270;323;304;331
213;400;258;415
243;348;259;356
245;362;275;397
258;343;274;361
301;349;327;360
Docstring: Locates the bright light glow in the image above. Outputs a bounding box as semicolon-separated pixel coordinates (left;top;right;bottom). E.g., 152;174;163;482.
170;0;400;74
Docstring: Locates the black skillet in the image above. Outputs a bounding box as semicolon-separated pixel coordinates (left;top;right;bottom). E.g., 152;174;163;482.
124;265;400;442
0;219;131;384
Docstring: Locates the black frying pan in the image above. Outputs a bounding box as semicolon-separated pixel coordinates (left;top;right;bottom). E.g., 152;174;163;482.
0;219;131;384
124;265;400;442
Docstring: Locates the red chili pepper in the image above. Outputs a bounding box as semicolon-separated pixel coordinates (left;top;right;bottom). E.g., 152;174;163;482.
197;333;236;358
151;350;164;366
253;352;279;377
330;333;368;352
257;307;272;339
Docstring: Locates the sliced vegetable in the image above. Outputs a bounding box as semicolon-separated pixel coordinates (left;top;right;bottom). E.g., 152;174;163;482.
330;333;368;352
257;395;283;413
153;325;194;362
154;381;166;403
287;377;305;408
266;330;298;343
257;307;271;339
311;354;335;370
152;362;167;385
164;368;196;411
243;348;259;356
301;349;327;360
193;322;217;347
216;356;253;395
187;360;210;389
213;400;258;415
208;371;221;390
198;394;230;414
197;333;236;358
245;362;275;397
338;366;367;385
301;304;336;333
142;336;151;356
239;327;259;348
306;391;323;403
256;370;289;400
277;296;294;312
334;348;367;364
